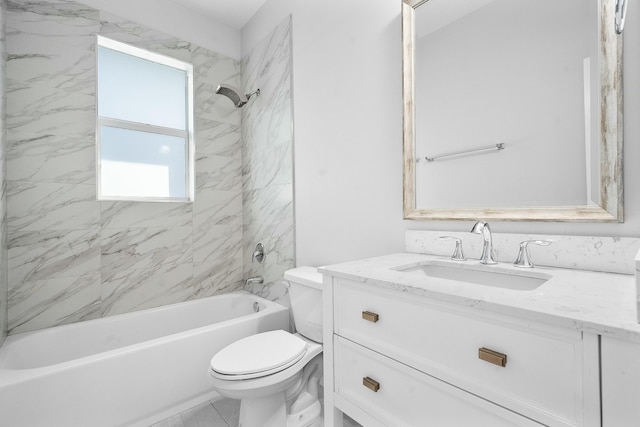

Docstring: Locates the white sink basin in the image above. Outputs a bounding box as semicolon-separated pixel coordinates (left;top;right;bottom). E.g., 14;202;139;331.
395;262;551;291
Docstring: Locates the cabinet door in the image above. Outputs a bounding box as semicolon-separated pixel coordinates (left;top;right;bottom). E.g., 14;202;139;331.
334;336;543;427
601;336;640;426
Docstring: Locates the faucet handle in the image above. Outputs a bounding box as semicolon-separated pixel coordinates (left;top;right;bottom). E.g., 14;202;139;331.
252;243;265;264
438;236;466;261
513;240;552;268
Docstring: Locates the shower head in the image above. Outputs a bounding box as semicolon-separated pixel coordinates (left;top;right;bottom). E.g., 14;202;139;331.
215;83;260;108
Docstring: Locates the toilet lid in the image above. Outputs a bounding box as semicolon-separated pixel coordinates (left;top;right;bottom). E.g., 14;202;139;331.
210;330;308;379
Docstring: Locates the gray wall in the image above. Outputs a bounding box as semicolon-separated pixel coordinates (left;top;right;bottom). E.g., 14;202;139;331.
5;1;245;334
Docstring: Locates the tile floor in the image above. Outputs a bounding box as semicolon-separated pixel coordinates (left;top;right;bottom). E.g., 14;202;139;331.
151;398;362;427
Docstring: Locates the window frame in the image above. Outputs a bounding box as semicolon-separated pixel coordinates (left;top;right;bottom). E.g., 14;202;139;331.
96;35;195;203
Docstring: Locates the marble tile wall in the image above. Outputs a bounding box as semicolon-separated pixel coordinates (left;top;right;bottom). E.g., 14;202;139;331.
0;0;7;346
5;0;245;334
241;17;294;307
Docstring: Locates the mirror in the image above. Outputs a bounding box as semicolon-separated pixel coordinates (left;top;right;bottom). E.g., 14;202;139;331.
402;0;623;222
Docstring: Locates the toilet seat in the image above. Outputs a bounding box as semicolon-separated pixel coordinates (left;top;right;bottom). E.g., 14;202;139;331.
210;330;308;380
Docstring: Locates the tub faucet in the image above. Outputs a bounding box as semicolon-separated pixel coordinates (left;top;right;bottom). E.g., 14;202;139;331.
470;220;497;265
245;276;264;286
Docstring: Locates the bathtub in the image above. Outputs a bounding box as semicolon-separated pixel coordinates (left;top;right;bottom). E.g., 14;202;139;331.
0;291;289;427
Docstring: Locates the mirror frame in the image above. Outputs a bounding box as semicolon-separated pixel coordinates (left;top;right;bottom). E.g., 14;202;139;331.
402;0;623;222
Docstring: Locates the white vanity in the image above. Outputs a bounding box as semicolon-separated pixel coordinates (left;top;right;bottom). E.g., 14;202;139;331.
320;247;640;427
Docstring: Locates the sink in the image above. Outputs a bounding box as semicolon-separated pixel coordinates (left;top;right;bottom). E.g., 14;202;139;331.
395;262;550;291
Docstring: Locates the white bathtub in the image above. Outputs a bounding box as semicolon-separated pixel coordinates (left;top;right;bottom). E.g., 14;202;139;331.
0;291;289;427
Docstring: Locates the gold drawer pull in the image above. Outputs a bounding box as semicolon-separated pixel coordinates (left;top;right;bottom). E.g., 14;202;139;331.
363;376;380;392
362;311;379;323
479;347;507;367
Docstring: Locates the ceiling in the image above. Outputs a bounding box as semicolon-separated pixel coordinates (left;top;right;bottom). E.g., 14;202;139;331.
167;0;267;30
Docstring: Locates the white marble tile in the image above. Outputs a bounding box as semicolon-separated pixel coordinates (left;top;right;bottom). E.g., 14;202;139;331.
196;153;242;192
193;223;242;265
6;80;94;141
406;230;640;275
194;189;242;227
101;263;194;317
193;252;244;298
0;0;7;344
1;0;254;332
6;3;98;95
191;46;240;88
7;133;94;184
98;11;192;62
195;118;241;157
8;273;100;334
242;184;293;227
100;201;192;229
242;133;292;190
8;228;100;285
100;226;193;274
7;181;99;231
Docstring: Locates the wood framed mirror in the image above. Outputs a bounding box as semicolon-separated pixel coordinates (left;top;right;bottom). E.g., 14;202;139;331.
402;0;623;222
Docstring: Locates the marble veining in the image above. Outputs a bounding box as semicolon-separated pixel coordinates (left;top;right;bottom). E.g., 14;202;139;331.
0;0;8;345
4;0;245;334
242;16;295;303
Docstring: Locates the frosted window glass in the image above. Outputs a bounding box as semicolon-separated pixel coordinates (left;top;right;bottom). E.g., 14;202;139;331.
100;126;186;198
98;46;187;130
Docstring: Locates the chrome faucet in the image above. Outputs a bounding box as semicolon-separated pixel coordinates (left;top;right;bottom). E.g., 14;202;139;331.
252;243;265;264
470;221;497;265
245;276;264;286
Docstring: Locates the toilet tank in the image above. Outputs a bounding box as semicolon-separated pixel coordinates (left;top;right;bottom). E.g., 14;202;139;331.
285;267;323;343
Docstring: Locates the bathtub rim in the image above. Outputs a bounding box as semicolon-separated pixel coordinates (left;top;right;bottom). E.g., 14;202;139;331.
0;291;288;381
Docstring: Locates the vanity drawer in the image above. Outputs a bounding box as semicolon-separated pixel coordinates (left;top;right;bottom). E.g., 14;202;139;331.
334;279;585;427
334;336;543;427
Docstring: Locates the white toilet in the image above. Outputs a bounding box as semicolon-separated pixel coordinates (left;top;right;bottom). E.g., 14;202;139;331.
208;267;324;427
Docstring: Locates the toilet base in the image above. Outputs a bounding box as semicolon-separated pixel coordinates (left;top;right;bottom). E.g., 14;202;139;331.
239;392;287;427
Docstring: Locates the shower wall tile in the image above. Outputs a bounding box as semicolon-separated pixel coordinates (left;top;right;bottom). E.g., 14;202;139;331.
193;189;243;227
241;17;294;298
100;226;193;274
5;2;99;96
7;181;99;231
196;118;241;157
8;274;100;334
5;0;245;333
8;228;100;285
6;81;94;141
100;263;193;316
193;223;242;265
196;153;242;192
242;184;294;227
7;134;94;184
193;253;244;298
100;201;192;229
0;0;8;344
192;46;240;87
98;11;192;62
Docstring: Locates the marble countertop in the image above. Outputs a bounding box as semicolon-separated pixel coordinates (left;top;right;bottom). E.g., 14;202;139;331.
319;253;640;343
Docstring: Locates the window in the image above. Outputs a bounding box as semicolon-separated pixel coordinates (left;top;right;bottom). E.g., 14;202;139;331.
96;36;194;201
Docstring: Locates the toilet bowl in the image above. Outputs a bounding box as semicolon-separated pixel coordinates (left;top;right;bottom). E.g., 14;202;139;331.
208;267;324;427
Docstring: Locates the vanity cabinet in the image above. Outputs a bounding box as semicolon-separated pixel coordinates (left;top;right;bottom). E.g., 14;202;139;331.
324;277;601;427
601;337;640;426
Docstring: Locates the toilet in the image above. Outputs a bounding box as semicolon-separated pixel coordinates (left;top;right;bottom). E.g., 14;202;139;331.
208;267;324;427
